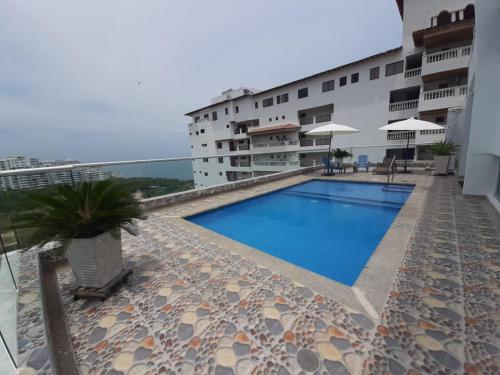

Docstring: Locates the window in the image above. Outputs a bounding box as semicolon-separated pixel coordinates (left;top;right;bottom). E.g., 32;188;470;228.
201;129;206;134
202;158;208;162
204;172;208;176
385;61;404;76
226;124;230;128
235;106;239;113
194;116;200;123
370;67;380;80
202;143;207;147
225;107;228;115
339;76;347;86
282;115;285;119
351;73;359;83
263;97;274;107
216;142;222;149
277;93;288;104
322;79;335;92
195;131;199;135
203;113;209;119
218;157;223;163
254;101;258;109
298;87;308;99
269;118;272;122
212;111;217;121
219;172;223;176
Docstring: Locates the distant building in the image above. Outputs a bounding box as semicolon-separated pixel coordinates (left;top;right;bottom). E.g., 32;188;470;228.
185;0;476;188
0;156;111;191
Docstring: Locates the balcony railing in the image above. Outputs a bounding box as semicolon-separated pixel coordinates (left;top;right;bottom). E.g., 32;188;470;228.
300;139;314;147
404;67;421;78
422;85;468;101
315;138;331;146
238;144;250;151
230;160;251;167
299;117;314;125
315;114;332;123
387;131;416;140
425;46;472;64
389;99;419;112
252;141;298;148
253;161;299;167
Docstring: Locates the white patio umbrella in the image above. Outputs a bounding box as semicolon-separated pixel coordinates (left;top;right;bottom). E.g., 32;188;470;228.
306;123;360;163
379;117;444;172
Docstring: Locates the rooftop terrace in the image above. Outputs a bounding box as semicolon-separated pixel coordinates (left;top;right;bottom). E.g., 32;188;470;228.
13;170;500;375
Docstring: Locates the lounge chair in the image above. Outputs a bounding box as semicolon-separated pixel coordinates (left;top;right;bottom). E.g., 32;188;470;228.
373;157;397;175
355;155;370;172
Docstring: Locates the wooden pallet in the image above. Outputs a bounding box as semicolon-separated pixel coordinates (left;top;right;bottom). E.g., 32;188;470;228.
69;268;133;301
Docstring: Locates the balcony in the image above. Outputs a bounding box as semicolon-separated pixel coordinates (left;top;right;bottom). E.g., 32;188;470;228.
421;46;471;77
251;140;299;154
387;131;416;144
404;67;421;78
419;85;468;112
299;138;330;149
388;99;419;112
252;160;300;172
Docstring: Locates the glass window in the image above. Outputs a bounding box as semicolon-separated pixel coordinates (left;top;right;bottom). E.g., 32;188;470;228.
351;73;359;83
385;61;404;76
218;157;223;163
263;97;274;107
277;93;288;104
194;116;200;122
235;106;239;113
216;142;222;149
339;76;347;86
298;87;308;99
322;79;335;92
212;111;217;121
203;113;209;119
370;67;380;80
224;107;228;115
254;101;258;109
200;129;205;134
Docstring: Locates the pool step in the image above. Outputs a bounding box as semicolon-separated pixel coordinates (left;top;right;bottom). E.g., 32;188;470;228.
382;184;414;193
284;190;403;209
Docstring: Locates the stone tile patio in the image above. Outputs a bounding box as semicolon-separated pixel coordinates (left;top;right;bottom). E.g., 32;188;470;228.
18;172;500;374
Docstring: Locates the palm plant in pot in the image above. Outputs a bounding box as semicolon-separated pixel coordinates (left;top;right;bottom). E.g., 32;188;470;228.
13;180;142;288
332;148;352;164
431;140;459;175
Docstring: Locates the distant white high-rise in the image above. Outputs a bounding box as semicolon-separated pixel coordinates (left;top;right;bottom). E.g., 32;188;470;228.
0;156;111;190
185;0;476;188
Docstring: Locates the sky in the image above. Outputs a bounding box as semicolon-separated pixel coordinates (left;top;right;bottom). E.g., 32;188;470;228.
0;0;402;162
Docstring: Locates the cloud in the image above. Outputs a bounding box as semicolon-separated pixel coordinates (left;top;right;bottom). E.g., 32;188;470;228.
0;0;401;162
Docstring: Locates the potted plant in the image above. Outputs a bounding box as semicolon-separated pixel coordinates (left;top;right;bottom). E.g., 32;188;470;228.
332;148;352;164
13;180;142;288
430;140;459;175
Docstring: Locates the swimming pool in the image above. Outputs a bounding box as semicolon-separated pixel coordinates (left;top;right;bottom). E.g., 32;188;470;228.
188;179;413;286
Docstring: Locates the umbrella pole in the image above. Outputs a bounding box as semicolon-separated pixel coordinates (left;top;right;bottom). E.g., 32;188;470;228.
404;133;410;173
328;132;333;175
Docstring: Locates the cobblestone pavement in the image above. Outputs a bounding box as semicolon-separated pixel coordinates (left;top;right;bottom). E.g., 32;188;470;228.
53;174;499;374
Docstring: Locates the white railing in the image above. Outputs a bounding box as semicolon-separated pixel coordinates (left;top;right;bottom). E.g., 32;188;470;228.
425;45;472;64
252;141;298;148
238;144;250;151
300;139;314;147
387;131;416;140
315;138;331;146
404;67;421;78
389;99;419;112
253;161;299;167
422;85;468;100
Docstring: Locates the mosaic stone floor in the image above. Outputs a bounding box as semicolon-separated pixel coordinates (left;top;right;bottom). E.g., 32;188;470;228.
51;174;499;375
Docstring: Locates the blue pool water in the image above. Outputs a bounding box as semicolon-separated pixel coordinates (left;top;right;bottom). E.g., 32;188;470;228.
188;180;413;286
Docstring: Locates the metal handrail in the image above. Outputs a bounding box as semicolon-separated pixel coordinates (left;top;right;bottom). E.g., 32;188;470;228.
387;155;396;184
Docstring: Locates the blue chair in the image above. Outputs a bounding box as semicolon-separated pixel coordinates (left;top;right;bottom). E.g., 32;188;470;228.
356;155;370;172
322;157;334;175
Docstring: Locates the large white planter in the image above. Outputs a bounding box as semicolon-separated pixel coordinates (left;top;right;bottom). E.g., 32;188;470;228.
65;230;124;288
434;155;450;175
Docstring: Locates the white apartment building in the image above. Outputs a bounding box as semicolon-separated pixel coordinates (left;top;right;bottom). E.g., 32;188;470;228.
0;156;111;190
185;0;476;188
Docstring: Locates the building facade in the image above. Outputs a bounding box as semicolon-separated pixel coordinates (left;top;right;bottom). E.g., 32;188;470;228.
0;156;111;191
185;0;475;188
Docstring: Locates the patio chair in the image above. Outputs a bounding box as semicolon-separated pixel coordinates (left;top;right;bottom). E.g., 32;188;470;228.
372;157;397;175
355;155;370;172
322;157;334;175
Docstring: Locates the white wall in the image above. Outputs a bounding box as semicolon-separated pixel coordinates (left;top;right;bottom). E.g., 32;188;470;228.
462;0;500;197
